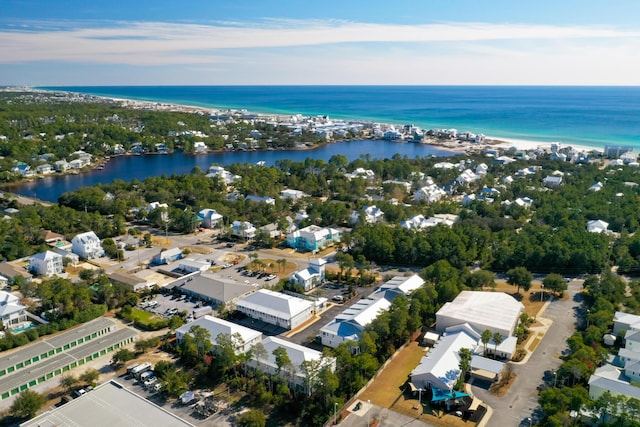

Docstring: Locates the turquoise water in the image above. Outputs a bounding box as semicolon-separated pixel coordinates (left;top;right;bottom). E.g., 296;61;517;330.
42;86;640;150
10;322;35;334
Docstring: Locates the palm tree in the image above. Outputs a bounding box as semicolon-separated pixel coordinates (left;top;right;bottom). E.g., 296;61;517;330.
481;330;492;357
492;332;503;358
277;258;287;272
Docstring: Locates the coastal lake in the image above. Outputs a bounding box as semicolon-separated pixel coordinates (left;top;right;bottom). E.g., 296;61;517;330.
10;140;455;202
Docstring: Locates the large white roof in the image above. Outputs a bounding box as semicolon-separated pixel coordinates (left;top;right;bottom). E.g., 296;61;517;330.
257;336;332;373
176;315;261;346
236;289;312;319
437;291;523;334
411;330;478;390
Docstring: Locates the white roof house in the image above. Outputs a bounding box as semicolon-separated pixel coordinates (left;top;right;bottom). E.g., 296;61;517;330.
401;215;456;230
414;185;447;203
410;328;479;391
231;221;256;240
245;195;276;205
206;165;242;184
280;189;307;201
350;206;384;225
198;208;223;228
369;274;425;301
436;291;524;338
320;298;391;348
587;219;609;234
613;311;640;335
543;175;563;188
344;168;375;180
71;231;104;259
247;336;336;389
235;289;313;330
290;258;327;292
30;251;64;277
456;169;480;185
175;315;262;354
589;182;604;192
0;290;27;327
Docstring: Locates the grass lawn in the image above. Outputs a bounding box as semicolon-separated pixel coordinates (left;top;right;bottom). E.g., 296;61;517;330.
124;307;168;330
359;341;470;426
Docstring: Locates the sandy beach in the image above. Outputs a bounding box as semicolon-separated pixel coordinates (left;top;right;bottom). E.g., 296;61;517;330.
31;88;604;156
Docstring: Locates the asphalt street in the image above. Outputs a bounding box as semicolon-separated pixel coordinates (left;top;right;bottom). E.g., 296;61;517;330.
471;280;584;426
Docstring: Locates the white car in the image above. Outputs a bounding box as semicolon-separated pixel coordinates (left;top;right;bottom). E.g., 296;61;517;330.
144;377;158;388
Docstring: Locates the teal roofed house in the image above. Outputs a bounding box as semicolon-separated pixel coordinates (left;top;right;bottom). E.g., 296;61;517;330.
286;225;341;252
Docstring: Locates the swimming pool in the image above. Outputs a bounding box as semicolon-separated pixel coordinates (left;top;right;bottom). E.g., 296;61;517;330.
10;322;36;334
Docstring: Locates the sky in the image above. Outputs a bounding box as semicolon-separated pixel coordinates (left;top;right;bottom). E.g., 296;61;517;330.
1;0;640;86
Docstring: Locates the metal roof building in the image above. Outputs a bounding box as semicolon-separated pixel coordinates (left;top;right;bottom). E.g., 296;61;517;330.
21;380;193;427
0;321;137;400
435;291;524;338
175;315;262;354
235;289;313;330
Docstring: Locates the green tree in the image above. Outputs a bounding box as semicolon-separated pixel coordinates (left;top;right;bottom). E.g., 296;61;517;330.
59;373;78;394
507;266;533;294
112;348;135;365
481;329;492;357
543;273;568;296
80;369;100;386
236;409;267;427
492;333;504;358
168;315;184;333
469;269;496;290
458;348;472;381
11;389;47;419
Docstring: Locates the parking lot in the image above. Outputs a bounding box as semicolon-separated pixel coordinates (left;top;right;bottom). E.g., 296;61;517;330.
119;372;233;427
141;293;212;321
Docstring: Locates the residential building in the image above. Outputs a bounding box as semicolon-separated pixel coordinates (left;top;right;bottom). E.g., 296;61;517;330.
71;231;104;259
108;272;151;292
175;315;262;354
286;225;341;252
543;175;563;188
152;247;183;265
235;289;313;330
280;189;307;201
349;206;384;225
30;251;64;277
206;165;241;184
410;327;479;391
414;184;447;203
0;262;32;284
0;290;27;327
456;169;480;185
587;220;609;234
198;208;223;228
369;274;425;301
245;195;276;205
231;221;256;240
344;168;375;180
320;298;392;348
247;336;336;389
289;258;327;291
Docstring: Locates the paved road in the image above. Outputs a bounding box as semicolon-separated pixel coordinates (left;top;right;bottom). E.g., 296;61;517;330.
337;401;434;427
471;280;584;426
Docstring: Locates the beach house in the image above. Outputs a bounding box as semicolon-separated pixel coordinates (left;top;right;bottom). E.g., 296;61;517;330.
71;231;104;259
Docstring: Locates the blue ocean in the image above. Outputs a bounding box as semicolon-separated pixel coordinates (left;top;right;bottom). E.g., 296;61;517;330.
43;86;640;150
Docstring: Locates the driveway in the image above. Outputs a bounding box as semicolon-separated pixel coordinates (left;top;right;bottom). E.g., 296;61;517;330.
471;280;584;426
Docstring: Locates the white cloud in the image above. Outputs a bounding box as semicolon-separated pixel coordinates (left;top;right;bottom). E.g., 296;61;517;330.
2;18;640;84
1;19;639;65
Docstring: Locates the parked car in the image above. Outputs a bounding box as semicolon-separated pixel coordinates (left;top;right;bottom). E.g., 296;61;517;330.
144;377;158;388
332;295;344;303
